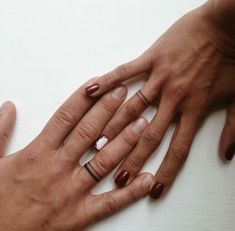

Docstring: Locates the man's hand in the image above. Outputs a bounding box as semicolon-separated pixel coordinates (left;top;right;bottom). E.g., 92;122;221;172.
0;81;153;231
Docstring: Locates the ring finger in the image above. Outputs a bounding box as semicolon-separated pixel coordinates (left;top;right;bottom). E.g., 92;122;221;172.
61;85;128;164
77;117;148;192
114;96;177;187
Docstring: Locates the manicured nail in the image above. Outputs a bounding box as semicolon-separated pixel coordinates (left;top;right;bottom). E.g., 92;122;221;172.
132;117;148;135
115;170;130;187
141;174;153;190
149;182;164;199
111;86;127;100
225;143;235;161
85;84;99;96
95;136;109;150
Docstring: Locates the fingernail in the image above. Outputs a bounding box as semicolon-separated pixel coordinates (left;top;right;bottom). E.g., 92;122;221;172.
225;142;235;161
115;170;130;187
85;84;99;96
95;136;109;150
132;117;148;135
149;182;164;199
141;174;153;190
111;86;127;100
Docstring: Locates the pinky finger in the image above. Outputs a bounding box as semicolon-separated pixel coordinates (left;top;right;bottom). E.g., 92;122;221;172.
220;100;235;161
0;101;16;157
90;173;153;220
149;114;200;199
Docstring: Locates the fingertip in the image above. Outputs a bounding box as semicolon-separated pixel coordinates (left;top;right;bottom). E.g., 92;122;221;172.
0;101;16;118
225;143;235;161
131;117;148;135
219;124;235;161
139;173;154;192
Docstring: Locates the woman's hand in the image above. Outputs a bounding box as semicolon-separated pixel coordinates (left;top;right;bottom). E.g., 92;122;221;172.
85;1;235;199
0;80;153;231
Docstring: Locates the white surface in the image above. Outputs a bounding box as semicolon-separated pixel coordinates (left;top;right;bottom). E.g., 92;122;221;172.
0;0;234;230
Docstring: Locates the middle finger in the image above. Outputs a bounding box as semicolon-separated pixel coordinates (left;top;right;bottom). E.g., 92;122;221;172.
61;85;127;164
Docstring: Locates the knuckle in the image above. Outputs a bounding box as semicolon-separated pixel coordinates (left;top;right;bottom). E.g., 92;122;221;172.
190;100;206;118
115;63;130;77
104;73;114;87
0;131;9;141
100;101;114;115
93;150;114;175
76;121;100;142
126;188;138;201
171;145;189;162
126;157;139;171
159;168;172;185
168;84;188;103
141;129;161;147
125;102;140;119
103;194;119;215
54;108;77;130
120;131;137;147
104;123;118;138
162;67;175;79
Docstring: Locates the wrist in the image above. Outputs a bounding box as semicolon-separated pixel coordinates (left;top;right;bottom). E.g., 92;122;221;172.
194;0;235;57
205;0;235;37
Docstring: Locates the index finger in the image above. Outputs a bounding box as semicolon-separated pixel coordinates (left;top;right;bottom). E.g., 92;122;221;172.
85;52;152;97
38;78;98;149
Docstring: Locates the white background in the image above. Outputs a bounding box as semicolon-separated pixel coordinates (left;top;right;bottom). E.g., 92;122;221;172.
0;0;234;230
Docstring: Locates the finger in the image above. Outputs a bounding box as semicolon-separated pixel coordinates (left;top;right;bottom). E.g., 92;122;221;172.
95;77;161;150
38;78;99;149
85;52;152;97
88;173;153;220
77;117;148;191
149;115;200;199
0;101;16;157
62;86;128;163
114;97;176;187
220;100;235;161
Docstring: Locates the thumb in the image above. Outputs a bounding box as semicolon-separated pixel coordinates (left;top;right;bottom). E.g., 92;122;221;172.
220;101;235;161
0;101;16;157
91;173;153;220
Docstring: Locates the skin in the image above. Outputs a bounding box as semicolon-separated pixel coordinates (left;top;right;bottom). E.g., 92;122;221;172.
86;0;235;198
0;80;153;230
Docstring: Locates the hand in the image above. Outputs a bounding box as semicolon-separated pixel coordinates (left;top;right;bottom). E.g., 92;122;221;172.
84;1;235;199
0;80;153;231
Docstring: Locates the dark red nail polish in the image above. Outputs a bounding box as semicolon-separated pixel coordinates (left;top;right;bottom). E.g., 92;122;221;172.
149;182;164;199
225;143;235;161
115;170;129;187
85;84;99;96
